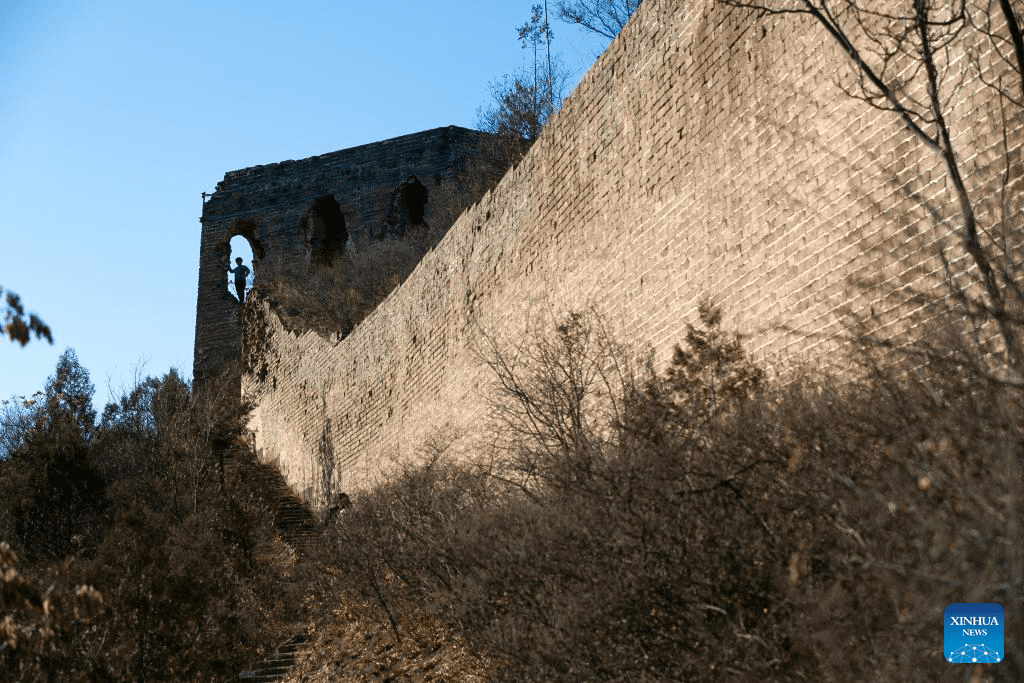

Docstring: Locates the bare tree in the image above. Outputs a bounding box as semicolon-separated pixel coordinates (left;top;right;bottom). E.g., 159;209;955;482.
478;4;573;165
727;0;1024;373
474;307;633;493
520;3;557;119
477;58;571;163
477;73;548;159
555;0;642;39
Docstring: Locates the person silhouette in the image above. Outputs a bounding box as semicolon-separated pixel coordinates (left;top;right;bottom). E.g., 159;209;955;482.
228;257;251;304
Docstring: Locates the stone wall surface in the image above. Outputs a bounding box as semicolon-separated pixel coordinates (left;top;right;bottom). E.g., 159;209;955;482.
226;0;1022;504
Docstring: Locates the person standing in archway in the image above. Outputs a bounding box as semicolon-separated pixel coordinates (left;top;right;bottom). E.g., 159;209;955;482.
228;257;251;304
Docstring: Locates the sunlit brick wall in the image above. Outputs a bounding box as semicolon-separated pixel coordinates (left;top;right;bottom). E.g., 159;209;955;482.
242;0;1023;505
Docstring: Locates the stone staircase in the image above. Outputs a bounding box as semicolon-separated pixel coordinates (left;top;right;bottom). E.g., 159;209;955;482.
224;447;319;681
238;634;309;683
224;446;320;553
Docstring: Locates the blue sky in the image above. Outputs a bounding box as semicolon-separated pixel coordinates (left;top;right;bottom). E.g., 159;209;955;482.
0;1;609;410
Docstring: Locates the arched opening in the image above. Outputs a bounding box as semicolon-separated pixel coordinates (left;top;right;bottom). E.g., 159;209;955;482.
227;235;255;303
385;177;429;236
303;195;348;267
400;177;428;225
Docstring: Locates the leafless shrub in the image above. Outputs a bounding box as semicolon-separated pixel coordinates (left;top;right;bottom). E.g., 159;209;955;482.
474;305;634;494
306;303;1020;680
555;0;642;40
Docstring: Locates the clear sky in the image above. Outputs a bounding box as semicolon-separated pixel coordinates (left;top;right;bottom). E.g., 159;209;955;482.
0;0;610;411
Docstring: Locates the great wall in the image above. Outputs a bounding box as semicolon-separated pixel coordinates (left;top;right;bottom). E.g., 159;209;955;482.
193;0;1023;506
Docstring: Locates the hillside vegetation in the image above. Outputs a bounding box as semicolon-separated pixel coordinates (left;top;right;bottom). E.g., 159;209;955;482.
290;301;1020;682
2;301;1021;681
0;356;317;681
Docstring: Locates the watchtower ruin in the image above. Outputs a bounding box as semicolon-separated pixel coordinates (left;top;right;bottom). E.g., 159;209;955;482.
193;126;504;381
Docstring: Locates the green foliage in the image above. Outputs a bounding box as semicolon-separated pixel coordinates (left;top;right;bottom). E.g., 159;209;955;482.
2;350;105;564
624;299;764;446
39;348;97;439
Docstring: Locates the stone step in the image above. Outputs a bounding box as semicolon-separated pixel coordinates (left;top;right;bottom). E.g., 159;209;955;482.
239;634;309;682
224;447;318;681
222;447;320;549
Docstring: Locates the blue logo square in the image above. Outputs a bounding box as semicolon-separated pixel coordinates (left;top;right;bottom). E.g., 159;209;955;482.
945;603;1003;663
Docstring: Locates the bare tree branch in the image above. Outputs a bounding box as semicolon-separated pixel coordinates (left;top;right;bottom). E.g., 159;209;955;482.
725;0;1024;367
998;0;1024;102
555;0;642;40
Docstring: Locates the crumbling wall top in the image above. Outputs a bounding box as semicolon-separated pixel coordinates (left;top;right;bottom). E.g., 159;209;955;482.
212;126;491;195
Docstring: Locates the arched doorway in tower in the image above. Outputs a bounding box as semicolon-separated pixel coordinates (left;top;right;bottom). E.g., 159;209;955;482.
227;235;255;303
303;195;348;268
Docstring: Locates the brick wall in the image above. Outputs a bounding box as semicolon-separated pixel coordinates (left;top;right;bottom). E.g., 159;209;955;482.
238;0;1023;504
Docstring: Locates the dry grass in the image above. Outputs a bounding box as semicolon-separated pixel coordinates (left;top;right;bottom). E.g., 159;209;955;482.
286;586;492;683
